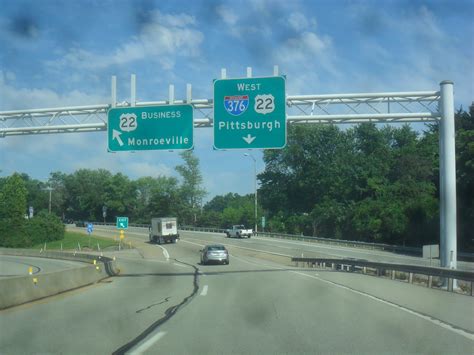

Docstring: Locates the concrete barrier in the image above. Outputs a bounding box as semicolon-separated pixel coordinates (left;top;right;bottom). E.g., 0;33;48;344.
0;250;117;309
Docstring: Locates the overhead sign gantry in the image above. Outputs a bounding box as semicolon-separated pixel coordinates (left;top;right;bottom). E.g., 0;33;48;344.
0;68;459;274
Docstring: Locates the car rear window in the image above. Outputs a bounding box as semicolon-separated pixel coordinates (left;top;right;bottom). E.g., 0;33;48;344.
208;246;225;251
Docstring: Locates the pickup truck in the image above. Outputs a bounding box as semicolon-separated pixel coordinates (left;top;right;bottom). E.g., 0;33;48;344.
225;225;253;238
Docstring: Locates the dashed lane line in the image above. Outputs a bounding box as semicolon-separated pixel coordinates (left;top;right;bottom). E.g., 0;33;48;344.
126;331;167;355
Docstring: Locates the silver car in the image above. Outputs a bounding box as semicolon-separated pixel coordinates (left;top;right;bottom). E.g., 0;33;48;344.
200;245;229;265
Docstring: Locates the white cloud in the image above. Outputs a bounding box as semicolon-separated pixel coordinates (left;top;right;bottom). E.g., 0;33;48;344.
126;161;173;178
285;32;331;60
287;12;316;32
216;5;238;26
275;31;336;76
0;71;108;110
47;11;204;71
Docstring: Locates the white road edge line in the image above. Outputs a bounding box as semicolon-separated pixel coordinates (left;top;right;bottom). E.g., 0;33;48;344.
183;237;292;259
127;331;167;355
200;285;209;296
226;251;474;342
157;245;169;260
292;271;474;342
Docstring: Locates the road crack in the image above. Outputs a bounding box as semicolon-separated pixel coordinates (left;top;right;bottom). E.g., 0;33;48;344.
136;297;171;314
112;259;200;355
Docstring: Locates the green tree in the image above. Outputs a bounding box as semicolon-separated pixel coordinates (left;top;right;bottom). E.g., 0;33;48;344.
175;151;206;224
259;122;441;247
147;176;180;221
0;173;29;247
455;105;474;251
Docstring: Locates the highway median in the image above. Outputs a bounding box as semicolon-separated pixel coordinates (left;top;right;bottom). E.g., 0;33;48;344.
0;249;118;309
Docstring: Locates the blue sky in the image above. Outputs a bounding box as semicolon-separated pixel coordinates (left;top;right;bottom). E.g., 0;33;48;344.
1;0;473;201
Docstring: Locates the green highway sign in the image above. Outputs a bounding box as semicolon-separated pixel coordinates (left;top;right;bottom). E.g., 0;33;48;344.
213;76;286;149
107;105;193;152
116;217;129;229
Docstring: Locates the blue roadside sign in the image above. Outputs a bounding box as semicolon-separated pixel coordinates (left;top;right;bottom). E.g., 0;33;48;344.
87;223;93;235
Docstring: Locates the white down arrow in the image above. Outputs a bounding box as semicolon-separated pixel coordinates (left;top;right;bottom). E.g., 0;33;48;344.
242;134;256;144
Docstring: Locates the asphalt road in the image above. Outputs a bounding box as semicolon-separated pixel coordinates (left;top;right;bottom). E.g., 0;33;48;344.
89;225;474;271
1;228;473;354
0;254;88;277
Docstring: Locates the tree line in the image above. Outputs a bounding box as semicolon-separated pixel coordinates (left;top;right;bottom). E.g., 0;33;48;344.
1;107;472;251
0;151;206;226
258;106;473;252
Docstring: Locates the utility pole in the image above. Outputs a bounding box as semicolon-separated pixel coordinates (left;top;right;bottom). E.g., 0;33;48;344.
43;186;54;214
244;153;257;234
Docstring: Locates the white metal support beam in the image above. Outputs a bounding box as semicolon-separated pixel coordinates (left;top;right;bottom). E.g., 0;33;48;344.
439;81;457;271
0;92;441;136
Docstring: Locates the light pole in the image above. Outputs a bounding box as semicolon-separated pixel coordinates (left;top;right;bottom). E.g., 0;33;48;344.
43;186;54;214
244;153;257;234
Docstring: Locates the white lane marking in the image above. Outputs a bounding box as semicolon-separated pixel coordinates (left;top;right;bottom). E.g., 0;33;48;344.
127;331;167;354
173;262;188;268
157;245;169;260
292;271;474;342
142;259;169;264
200;285;208;296
181;239;205;248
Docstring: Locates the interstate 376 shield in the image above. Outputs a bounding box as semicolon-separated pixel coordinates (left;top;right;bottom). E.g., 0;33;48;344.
224;95;249;116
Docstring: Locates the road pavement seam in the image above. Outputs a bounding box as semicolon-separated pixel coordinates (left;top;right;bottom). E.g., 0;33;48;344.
112;259;200;355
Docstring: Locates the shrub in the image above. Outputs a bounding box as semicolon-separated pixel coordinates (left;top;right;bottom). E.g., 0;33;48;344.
0;218;29;248
25;212;65;246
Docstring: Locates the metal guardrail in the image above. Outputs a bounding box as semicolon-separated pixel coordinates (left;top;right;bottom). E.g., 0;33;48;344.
179;225;227;234
292;257;474;296
261;232;421;255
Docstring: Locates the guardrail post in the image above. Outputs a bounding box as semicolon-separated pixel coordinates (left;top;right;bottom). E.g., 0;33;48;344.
363;267;367;274
391;270;396;280
428;276;433;288
409;273;414;284
447;278;454;292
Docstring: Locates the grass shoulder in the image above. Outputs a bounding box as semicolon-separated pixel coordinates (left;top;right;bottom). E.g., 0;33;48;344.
32;231;120;251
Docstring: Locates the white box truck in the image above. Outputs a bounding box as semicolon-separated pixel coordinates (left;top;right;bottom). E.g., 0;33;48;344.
149;217;179;244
